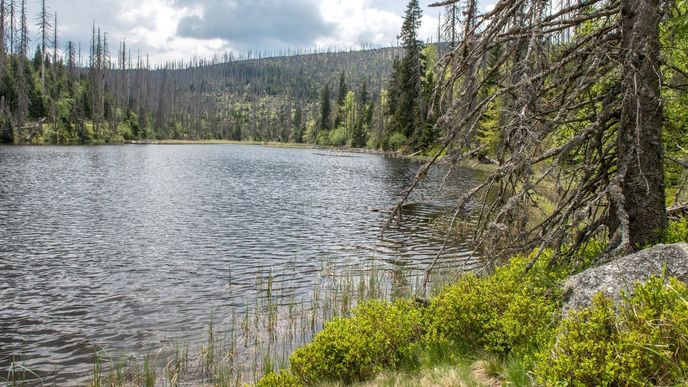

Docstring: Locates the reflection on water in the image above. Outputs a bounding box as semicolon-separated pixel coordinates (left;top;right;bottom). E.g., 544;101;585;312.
0;145;482;383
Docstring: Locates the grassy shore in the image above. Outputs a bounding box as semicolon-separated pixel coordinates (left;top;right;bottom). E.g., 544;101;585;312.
255;228;688;387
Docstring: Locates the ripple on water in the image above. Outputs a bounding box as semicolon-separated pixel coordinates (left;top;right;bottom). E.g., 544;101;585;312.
0;145;483;383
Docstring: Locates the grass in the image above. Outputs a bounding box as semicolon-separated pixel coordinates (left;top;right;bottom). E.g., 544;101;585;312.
0;259;514;386
330;350;533;387
50;262;453;386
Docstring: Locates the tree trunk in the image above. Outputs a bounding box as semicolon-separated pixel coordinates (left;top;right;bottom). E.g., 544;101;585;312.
617;0;667;247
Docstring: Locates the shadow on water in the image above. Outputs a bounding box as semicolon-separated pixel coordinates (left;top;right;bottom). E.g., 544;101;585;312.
0;145;485;384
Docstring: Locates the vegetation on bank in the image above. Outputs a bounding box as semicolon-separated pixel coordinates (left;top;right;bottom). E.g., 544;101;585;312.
5;220;676;386
256;221;688;387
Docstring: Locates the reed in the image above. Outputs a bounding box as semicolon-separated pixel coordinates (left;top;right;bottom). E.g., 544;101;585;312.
6;260;459;386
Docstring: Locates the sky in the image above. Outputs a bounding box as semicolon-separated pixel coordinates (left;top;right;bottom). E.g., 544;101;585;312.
25;0;491;64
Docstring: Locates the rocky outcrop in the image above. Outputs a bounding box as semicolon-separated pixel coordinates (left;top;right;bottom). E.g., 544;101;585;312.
562;243;688;312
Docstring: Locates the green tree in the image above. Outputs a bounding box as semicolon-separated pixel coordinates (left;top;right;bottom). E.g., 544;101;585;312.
352;80;370;148
319;83;332;132
387;0;426;150
334;71;347;128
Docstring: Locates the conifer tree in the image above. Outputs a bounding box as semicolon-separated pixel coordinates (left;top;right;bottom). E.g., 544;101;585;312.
334;71;347;128
392;0;675;264
37;0;50;90
319;83;331;133
352;80;370;148
387;0;426;150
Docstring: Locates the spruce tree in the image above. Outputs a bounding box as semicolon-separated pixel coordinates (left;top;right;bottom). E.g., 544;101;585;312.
334;71;347;128
387;0;425;150
352;80;369;148
319;83;331;132
37;0;50;90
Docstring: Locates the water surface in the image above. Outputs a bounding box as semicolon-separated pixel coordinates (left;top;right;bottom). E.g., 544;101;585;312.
0;145;481;382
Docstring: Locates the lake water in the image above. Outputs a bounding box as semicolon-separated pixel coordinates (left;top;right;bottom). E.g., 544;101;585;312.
0;145;482;383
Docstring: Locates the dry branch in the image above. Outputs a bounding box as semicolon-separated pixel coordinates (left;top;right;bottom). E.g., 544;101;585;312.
388;0;670;281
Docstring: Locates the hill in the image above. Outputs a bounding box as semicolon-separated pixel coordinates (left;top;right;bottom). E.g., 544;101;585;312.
1;46;403;144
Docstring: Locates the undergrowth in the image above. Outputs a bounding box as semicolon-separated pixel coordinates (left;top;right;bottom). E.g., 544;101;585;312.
258;233;688;387
537;276;688;385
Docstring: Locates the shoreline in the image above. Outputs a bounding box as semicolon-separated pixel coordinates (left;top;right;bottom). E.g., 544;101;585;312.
2;138;498;172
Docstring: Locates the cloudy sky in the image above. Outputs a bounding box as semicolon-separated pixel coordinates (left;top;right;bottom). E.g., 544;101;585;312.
26;0;490;64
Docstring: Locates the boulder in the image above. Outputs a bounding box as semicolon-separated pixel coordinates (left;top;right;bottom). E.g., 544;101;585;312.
562;243;688;312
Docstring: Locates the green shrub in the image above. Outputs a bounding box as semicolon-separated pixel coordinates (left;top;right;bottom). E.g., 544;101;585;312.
328;127;348;147
256;370;302;387
387;132;407;151
289;300;423;384
536;276;688;386
316;132;330;146
663;218;688;243
116;122;133;141
424;253;563;359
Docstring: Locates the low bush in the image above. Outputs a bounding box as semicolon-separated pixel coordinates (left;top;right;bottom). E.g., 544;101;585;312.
387;132;407;151
288;300;423;384
256;370;302;387
328;127;348;147
424;253;564;360
260;245;688;386
316;132;330;146
663;218;688;243
536;275;688;386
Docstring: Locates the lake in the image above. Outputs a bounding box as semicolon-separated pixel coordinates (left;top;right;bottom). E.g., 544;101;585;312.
0;145;482;383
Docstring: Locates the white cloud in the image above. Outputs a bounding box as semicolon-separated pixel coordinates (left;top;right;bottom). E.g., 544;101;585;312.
32;0;466;64
317;0;402;48
317;0;440;49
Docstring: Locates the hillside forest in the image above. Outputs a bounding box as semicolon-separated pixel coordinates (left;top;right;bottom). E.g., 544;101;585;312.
0;0;448;152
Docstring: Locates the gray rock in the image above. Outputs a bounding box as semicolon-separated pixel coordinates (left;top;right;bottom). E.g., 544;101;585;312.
562;243;688;312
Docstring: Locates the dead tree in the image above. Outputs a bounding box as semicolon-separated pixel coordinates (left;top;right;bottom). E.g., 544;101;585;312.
393;0;672;282
37;0;51;90
52;13;57;65
15;0;28;129
0;0;5;70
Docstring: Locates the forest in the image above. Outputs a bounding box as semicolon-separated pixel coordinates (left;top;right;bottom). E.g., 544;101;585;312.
1;0;686;167
0;0;442;151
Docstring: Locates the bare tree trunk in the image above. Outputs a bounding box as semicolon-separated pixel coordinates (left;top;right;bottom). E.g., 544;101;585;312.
0;0;5;67
16;0;28;132
616;0;667;247
53;13;57;65
9;0;14;55
39;0;50;91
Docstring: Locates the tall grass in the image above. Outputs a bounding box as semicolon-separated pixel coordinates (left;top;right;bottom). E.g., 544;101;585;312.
3;261;461;386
